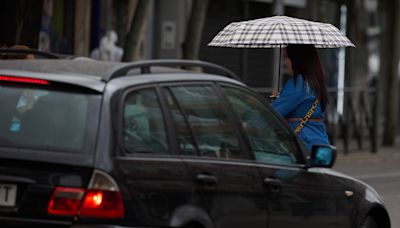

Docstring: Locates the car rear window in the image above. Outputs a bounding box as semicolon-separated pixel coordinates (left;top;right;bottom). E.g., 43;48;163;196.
0;83;100;154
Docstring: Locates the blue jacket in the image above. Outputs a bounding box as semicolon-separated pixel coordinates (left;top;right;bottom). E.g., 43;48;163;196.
272;75;329;151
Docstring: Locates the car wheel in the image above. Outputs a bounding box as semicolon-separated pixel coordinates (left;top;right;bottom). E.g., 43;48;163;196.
361;216;378;228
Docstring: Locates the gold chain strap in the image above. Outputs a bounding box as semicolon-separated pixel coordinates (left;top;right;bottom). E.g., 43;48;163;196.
294;99;319;134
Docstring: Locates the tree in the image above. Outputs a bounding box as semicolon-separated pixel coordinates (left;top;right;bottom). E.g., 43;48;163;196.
380;0;400;145
345;0;369;88
74;0;91;56
183;0;209;61
122;0;152;62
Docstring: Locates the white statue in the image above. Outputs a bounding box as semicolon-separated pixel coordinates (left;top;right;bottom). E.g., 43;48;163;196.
91;31;124;62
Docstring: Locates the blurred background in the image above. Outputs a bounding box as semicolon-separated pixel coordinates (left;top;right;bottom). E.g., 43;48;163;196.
0;0;398;151
0;0;400;224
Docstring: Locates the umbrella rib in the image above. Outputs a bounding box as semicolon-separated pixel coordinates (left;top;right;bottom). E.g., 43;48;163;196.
265;22;280;47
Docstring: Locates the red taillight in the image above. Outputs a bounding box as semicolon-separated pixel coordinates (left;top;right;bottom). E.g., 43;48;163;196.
47;170;124;219
0;75;50;85
80;190;124;218
47;187;85;216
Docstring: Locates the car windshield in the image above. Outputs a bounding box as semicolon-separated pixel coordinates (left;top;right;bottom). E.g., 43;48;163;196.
0;83;100;153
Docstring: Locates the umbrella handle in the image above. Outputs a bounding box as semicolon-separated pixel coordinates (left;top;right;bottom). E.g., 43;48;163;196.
278;44;282;92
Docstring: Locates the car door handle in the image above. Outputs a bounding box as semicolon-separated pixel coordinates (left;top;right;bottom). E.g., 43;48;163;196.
196;173;218;186
263;177;282;192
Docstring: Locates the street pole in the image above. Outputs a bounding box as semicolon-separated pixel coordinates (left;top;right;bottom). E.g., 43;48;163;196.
272;0;284;90
273;0;284;17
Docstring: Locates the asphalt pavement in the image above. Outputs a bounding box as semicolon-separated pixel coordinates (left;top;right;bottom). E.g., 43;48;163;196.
334;146;400;228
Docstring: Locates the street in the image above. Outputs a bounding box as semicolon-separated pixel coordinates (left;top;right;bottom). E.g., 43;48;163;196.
335;147;400;228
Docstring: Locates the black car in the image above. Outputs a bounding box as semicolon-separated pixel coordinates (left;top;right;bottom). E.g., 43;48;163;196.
0;49;390;228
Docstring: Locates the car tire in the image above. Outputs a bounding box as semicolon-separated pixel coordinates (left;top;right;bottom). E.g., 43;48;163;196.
360;216;378;228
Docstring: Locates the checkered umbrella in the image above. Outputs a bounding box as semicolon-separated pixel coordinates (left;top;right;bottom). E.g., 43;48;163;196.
208;16;355;48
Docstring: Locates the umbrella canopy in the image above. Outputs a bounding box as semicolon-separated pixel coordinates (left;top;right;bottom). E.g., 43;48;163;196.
208;16;355;48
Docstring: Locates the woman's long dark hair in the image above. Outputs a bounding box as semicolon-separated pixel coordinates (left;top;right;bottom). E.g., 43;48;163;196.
286;44;328;111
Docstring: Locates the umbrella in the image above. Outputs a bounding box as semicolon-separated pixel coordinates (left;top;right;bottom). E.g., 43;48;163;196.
208;16;355;48
208;16;355;90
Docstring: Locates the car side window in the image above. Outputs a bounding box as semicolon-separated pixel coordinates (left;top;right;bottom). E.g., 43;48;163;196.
123;88;169;154
164;89;197;156
222;86;303;165
166;85;247;160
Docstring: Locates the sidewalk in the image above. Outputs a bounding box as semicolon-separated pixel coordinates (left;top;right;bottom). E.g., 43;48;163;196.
336;145;400;166
335;145;400;177
334;134;400;165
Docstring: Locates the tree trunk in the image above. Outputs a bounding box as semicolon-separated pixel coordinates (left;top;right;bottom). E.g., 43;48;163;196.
122;0;152;62
114;0;128;47
183;0;209;61
74;0;91;56
382;0;400;145
345;0;369;88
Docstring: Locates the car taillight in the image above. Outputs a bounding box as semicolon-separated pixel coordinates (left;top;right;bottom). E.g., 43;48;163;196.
47;170;124;219
47;187;85;216
80;190;124;218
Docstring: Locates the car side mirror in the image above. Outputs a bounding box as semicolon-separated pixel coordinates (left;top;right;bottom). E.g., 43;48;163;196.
309;145;337;168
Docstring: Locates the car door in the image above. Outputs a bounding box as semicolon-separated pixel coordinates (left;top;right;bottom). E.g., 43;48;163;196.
112;86;196;227
162;83;269;228
221;85;338;228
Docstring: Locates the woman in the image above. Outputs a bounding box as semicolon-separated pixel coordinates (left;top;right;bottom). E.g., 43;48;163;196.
271;44;329;152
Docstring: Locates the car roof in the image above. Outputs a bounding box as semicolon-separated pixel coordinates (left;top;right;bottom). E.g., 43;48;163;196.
0;59;127;80
0;58;243;92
